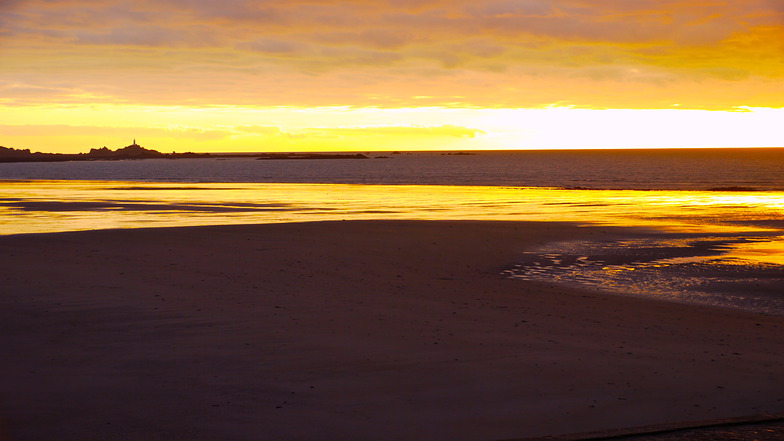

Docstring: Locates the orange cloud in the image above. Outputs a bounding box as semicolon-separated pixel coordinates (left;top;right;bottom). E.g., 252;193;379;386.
1;0;782;110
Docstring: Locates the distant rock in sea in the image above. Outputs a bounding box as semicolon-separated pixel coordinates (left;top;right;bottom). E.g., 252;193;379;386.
0;141;211;163
88;143;165;159
707;186;760;192
255;153;369;160
0;145;73;163
0;142;379;163
0;146;34;159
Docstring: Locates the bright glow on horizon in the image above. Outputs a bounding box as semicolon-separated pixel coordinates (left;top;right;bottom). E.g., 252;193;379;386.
2;105;783;153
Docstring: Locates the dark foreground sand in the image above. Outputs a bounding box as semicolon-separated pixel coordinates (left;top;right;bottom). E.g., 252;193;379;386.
0;221;782;441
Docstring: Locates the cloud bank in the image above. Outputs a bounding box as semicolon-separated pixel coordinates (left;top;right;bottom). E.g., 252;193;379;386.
2;0;782;109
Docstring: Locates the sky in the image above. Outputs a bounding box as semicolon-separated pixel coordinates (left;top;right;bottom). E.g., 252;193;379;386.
1;0;783;153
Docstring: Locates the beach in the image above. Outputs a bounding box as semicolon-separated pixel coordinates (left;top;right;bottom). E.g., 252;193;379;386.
0;220;782;441
6;0;784;437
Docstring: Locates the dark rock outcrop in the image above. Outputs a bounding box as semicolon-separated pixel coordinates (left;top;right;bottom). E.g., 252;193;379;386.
0;142;212;163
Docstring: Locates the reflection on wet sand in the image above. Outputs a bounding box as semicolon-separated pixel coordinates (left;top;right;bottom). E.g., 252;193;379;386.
3;179;784;314
2;180;784;235
504;233;784;315
1;200;295;212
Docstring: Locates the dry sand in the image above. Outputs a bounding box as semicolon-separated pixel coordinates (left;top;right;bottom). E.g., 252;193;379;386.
0;220;782;441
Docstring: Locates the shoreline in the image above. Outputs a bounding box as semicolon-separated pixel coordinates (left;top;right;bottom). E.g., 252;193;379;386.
5;180;784;238
1;220;782;440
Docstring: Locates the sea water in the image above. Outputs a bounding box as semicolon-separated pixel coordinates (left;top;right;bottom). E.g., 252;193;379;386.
2;149;784;314
3;149;784;190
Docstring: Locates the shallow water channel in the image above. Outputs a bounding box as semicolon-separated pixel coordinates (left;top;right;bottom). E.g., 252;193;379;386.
504;233;784;315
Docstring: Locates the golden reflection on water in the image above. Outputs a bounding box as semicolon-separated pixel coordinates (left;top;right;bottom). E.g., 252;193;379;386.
723;238;784;266
2;180;784;238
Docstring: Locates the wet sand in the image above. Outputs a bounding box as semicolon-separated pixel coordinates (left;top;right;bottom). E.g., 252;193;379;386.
0;220;782;441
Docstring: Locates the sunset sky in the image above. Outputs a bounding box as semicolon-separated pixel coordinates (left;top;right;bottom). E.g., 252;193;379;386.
2;0;783;153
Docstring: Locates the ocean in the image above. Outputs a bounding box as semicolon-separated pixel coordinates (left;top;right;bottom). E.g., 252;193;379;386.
2;148;784;314
3;148;784;190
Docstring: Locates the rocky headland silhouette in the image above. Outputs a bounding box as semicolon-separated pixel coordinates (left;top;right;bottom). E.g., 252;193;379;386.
0;141;371;163
0;141;207;163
